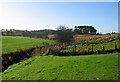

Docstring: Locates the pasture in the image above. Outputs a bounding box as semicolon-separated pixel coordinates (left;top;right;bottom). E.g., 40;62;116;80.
2;36;55;54
1;53;118;80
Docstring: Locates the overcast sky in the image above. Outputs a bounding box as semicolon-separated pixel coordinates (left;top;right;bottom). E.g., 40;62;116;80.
0;2;118;33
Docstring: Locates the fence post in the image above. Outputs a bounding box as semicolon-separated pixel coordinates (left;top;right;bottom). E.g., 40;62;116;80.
115;42;117;49
102;46;105;51
73;44;76;52
88;48;90;54
92;43;94;52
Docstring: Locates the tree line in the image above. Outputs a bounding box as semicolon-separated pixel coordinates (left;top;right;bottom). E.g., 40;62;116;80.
2;25;118;44
2;25;97;37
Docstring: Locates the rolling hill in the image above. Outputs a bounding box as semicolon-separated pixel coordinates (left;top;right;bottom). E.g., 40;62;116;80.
1;53;118;80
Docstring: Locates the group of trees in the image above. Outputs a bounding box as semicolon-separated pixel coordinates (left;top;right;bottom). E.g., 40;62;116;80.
74;26;97;34
56;25;97;44
2;29;56;39
22;29;56;39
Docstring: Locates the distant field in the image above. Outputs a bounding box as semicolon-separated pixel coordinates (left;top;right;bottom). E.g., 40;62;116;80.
62;34;119;53
74;34;118;43
2;36;55;54
1;53;118;80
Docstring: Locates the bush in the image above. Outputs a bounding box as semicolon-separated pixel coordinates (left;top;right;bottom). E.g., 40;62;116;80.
56;25;74;44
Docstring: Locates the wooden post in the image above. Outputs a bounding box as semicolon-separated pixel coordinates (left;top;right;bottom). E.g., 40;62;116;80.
102;46;105;51
75;45;77;52
92;43;94;52
115;42;117;49
73;44;77;52
88;48;90;53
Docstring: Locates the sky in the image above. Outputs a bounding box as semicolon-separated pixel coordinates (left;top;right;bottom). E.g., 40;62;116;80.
0;2;118;33
0;0;119;2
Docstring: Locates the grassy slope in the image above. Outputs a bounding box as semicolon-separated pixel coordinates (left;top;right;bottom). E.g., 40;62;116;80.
1;53;118;80
2;36;55;54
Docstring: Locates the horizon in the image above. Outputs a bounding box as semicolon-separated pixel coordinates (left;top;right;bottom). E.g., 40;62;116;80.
0;2;118;33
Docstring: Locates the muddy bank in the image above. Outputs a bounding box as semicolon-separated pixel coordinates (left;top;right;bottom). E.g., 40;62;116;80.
50;48;120;56
1;44;120;72
1;44;63;72
1;47;36;72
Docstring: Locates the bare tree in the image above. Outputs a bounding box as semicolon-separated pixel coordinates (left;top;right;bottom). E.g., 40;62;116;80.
56;25;74;44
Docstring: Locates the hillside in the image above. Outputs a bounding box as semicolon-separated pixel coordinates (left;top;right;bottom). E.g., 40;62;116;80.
1;53;118;80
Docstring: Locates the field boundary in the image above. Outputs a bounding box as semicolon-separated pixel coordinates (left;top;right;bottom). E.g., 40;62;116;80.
1;43;120;72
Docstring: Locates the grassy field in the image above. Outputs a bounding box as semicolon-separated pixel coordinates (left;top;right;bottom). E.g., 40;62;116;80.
62;40;119;53
74;34;118;43
61;34;119;53
2;36;55;54
1;53;118;80
2;34;119;54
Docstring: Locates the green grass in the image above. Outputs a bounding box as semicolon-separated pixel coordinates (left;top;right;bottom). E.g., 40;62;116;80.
1;53;118;80
62;40;119;53
60;34;119;53
2;36;55;54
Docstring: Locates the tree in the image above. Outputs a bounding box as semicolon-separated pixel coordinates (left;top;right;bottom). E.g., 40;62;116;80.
74;25;97;35
56;25;74;44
